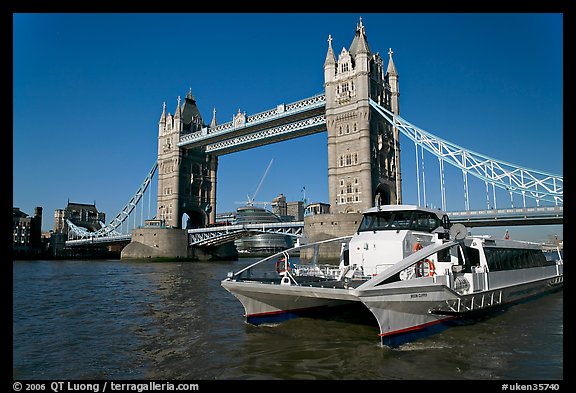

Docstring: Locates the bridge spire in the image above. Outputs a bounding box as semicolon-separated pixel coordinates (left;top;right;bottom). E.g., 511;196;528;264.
349;16;371;57
387;48;398;75
324;34;336;67
186;87;195;101
174;95;182;120
159;101;166;124
210;107;217;128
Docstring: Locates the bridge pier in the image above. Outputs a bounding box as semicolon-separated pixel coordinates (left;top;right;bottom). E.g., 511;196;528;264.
120;227;237;261
121;227;188;260
301;213;363;263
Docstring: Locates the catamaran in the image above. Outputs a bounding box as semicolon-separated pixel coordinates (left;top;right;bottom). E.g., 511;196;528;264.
221;205;563;347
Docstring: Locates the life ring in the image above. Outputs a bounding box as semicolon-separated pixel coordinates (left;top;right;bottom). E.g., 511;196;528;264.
415;259;436;277
413;242;423;252
276;257;290;274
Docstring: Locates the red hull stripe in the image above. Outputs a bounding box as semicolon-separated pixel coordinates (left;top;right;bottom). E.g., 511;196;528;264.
378;316;457;337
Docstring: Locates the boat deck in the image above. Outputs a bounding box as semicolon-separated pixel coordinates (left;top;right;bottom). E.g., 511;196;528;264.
237;275;368;289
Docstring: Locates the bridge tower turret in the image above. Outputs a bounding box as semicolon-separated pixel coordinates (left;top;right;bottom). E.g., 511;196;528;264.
324;17;402;213
157;89;218;229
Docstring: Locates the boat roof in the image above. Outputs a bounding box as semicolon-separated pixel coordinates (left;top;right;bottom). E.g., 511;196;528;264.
470;236;542;249
363;204;446;216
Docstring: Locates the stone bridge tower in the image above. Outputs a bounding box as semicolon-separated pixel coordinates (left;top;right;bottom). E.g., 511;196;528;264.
304;18;402;261
324;18;402;212
157;90;217;228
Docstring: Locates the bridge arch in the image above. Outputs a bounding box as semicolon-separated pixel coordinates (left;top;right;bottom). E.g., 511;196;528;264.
374;183;392;206
182;208;206;229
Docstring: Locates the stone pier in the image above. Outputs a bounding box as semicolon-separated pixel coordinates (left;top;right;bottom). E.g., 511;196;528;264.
121;227;237;261
300;213;363;263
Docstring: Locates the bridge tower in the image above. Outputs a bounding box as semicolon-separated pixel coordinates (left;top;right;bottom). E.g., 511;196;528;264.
324;17;402;212
304;18;402;261
157;89;217;228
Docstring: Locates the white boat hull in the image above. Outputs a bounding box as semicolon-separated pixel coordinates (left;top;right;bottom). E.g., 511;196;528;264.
221;279;359;324
222;269;562;345
357;273;563;346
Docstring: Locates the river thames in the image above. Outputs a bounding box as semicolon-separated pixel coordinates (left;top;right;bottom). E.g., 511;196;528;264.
13;258;563;380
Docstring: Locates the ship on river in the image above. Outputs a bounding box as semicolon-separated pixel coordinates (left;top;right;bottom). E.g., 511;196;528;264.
233;206;293;257
222;204;563;347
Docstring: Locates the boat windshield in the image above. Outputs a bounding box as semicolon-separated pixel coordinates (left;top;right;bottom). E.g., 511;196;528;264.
358;210;444;232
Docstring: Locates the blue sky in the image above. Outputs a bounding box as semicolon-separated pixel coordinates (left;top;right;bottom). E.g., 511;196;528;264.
12;13;563;242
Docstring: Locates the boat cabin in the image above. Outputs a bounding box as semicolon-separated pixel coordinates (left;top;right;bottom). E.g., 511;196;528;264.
346;205;450;276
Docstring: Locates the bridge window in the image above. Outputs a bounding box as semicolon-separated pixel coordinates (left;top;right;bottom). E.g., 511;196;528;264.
346;124;350;134
341;82;349;93
342;63;349;73
339;126;342;135
346;154;352;165
354;153;358;164
340;156;344;167
346;184;353;194
354;123;357;132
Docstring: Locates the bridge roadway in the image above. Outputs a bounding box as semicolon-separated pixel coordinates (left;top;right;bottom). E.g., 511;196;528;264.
447;205;563;227
188;221;304;247
65;234;132;246
177;94;326;155
65;205;562;247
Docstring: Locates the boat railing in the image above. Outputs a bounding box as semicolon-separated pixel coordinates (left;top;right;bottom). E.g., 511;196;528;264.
228;235;353;281
556;246;563;264
355;241;458;292
430;290;504;314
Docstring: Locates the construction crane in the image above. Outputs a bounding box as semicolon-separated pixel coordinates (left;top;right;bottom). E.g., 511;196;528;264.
235;158;274;209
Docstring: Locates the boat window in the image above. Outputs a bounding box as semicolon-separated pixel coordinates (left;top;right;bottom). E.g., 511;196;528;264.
358;210;443;232
413;211;444;232
462;246;481;272
437;247;451;262
483;247;555;272
342;249;350;266
358;211;415;231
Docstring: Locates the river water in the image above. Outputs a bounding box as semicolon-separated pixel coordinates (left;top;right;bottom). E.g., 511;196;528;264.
13;258;563;380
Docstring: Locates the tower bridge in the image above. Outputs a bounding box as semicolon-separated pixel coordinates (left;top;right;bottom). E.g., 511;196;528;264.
152;18;403;232
64;18;562;260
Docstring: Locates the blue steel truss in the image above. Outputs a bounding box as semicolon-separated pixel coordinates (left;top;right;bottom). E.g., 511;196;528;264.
188;222;304;247
67;161;158;240
369;99;563;208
